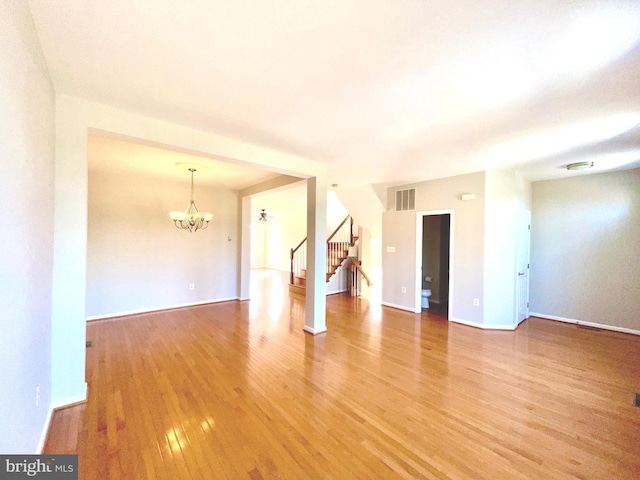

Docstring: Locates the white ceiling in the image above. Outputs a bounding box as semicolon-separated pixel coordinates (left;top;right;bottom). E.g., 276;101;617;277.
29;0;640;188
88;133;281;189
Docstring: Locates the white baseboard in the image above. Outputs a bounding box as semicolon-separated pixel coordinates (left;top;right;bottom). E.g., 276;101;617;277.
86;298;239;321
450;317;516;330
381;301;417;313
327;288;348;296
38;382;88;453
303;325;327;335
530;313;640;336
37;405;55;454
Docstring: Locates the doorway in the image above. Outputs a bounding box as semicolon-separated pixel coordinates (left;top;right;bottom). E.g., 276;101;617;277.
415;210;454;318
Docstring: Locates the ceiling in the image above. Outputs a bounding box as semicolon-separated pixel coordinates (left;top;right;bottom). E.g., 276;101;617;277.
29;0;640;188
88;134;281;189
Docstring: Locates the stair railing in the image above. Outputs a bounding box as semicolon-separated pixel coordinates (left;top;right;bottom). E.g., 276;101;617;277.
290;215;356;285
348;259;372;297
326;215;354;280
290;237;307;285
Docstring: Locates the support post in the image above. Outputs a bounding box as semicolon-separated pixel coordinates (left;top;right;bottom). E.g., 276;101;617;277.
304;175;327;335
238;196;251;300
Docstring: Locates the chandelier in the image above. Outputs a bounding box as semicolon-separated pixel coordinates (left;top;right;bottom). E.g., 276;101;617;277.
169;167;213;232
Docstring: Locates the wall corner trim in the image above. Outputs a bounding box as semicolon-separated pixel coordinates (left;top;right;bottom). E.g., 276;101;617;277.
450;317;517;331
303;325;327;335
36;405;55;454
39;382;88;453
86;297;240;321
530;313;640;336
381;302;417;313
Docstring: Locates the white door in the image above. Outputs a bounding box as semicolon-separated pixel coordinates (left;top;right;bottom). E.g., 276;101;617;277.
516;210;531;323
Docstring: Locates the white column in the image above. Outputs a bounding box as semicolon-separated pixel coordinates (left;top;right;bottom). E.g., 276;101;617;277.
304;175;327;334
50;95;88;405
238;196;251;300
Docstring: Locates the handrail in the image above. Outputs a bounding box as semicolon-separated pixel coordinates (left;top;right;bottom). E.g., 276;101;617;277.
290;237;307;285
290;215;357;286
292;237;307;255
326;215;352;244
351;260;371;286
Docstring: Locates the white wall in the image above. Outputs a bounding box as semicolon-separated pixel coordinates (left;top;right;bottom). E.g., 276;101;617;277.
51;95;88;406
358;227;382;300
0;1;55;452
250;216;268;268
250;190;347;273
383;172;486;324
530;168;640;332
331;185;380;228
482;170;531;329
87;169;239;317
334;186;384;299
250;214;301;271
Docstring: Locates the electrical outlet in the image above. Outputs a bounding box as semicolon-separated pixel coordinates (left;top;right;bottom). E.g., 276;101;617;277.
473;298;480;306
402;286;406;293
189;283;195;290
36;385;40;407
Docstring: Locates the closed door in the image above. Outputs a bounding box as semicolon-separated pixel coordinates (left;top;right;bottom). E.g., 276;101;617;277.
516;210;531;323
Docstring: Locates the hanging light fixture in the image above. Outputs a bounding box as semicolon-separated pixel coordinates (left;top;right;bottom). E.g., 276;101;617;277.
259;209;268;221
169;166;213;232
566;161;594;171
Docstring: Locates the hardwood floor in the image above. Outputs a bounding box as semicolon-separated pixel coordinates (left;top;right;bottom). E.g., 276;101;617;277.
45;270;640;479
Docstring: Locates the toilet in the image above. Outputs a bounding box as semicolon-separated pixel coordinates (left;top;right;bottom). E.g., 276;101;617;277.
421;276;432;309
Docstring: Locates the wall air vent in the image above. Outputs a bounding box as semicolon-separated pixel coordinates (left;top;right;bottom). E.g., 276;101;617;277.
395;188;416;211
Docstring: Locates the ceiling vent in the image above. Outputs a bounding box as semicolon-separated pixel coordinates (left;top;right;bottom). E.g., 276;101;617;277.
395;188;416;211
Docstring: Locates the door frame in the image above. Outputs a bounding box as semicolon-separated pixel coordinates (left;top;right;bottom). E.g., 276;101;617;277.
415;209;455;318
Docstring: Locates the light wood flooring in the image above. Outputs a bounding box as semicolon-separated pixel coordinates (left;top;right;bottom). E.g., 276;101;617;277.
44;270;640;479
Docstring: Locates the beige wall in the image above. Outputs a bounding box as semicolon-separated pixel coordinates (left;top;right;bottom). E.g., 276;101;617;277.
0;0;55;452
87;169;239;317
530;168;640;332
383;172;486;324
383;169;532;328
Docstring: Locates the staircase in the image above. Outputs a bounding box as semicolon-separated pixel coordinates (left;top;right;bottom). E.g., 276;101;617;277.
289;215;357;294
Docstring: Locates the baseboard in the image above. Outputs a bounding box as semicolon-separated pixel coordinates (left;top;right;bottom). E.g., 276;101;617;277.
450;317;516;331
327;288;348;296
530;313;640;336
303;325;327;335
381;301;417;313
86;298;239;321
38;382;88;453
251;267;288;272
36;405;55;454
